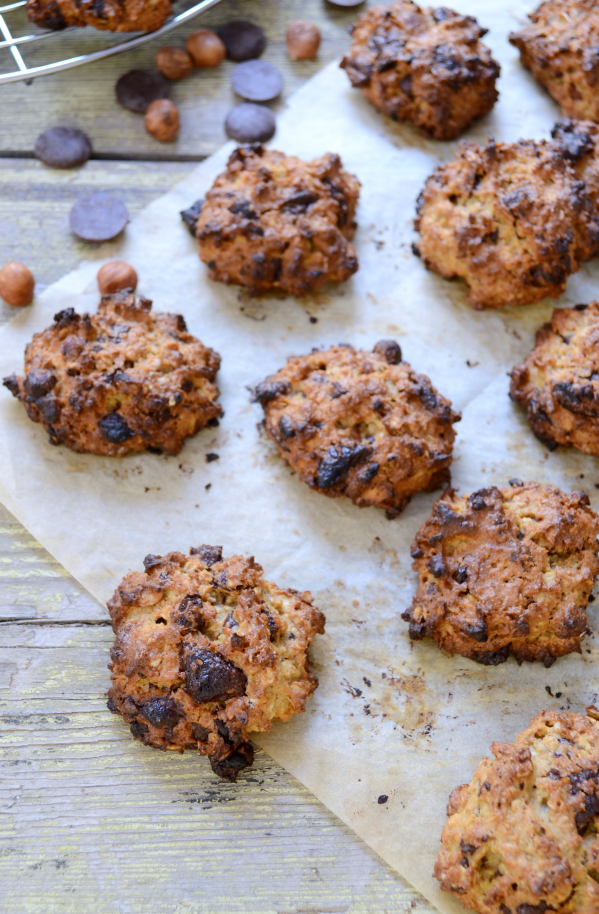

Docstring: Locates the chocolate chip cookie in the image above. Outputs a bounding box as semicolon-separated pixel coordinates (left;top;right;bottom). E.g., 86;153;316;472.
510;302;599;455
414;137;599;308
341;1;499;140
27;0;173;31
190;144;360;297
436;709;599;914
403;481;599;666
510;0;599;122
254;341;460;518
3;292;221;456
107;546;325;780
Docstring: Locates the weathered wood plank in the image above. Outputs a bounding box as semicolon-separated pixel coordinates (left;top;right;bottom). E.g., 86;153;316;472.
0;620;435;913
0;158;194;304
0;0;361;158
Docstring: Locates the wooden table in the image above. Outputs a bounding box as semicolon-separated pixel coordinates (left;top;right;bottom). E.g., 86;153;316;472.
0;3;437;909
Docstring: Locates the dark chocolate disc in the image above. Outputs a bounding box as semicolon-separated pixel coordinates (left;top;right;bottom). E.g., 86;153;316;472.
115;69;170;113
224;104;276;144
231;60;283;103
69;193;129;242
34;127;92;169
216;20;266;62
325;0;364;6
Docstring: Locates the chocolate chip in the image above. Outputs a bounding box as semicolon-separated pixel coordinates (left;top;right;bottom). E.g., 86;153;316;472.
191;722;211;741
253;379;290;405
426;553;446;578
130;720;149;739
216;20;266;62
184;648;247;703
209;743;254;780
54;308;77;325
225;103;276;144
231;60;283;102
35;127;92;169
206;452;219;462
191;545;223;566
70;193;128;243
377;794;388;804
509;478;524;487
316;443;372;489
373;339;402;364
180;199;204;236
140;697;183;728
143;554;163;571
24;369;56;400
98;412;134;444
116;69;170;113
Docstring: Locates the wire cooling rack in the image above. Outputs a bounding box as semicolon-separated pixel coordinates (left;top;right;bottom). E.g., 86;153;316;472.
0;0;224;84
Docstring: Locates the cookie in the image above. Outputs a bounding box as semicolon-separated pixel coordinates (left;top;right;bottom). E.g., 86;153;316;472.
107;546;325;780
26;0;173;31
3;292;221;456
402;481;599;666
191;144;360;297
552;117;599;215
435;709;599;914
510;0;599;122
254;341;460;518
340;1;499;140
510;302;599;455
414;137;599;309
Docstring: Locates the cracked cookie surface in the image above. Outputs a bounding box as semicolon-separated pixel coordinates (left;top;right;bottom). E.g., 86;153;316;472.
3;292;221;456
340;0;499;140
402;482;599;666
435;709;599;914
107;546;325;780
254;340;460;518
510;302;599;456
191;144;360;297
414;137;599;309
510;0;599;122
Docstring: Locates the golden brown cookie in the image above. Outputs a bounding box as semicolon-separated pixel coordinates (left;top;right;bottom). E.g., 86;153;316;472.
340;1;499;140
27;0;173;31
107;546;325;780
510;0;599;122
253;341;460;518
510;302;599;455
435;709;599;914
2;292;221;456
191;144;360;297
402;481;599;666
414;137;599;309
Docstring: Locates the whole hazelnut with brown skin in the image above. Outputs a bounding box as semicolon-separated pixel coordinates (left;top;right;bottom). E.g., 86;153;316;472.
286;20;321;60
97;261;138;295
186;29;226;68
144;99;180;143
0;262;34;307
156;46;194;80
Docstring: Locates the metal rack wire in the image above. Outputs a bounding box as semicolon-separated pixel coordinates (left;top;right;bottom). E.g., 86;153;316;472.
0;0;224;84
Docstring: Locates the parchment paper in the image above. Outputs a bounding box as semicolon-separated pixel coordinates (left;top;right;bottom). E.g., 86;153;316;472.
2;3;599;909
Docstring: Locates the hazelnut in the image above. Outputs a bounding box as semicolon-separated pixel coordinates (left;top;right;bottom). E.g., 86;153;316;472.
156;46;194;80
186;30;226;68
0;262;34;307
286;20;321;60
97;261;138;295
144;99;180;143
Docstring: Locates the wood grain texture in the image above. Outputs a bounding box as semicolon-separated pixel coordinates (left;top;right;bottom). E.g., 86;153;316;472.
0;0;366;158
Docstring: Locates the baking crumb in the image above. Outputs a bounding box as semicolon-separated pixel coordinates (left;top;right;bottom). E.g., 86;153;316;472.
205;483;211;491
309;316;318;324
378;794;388;804
206;452;219;462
